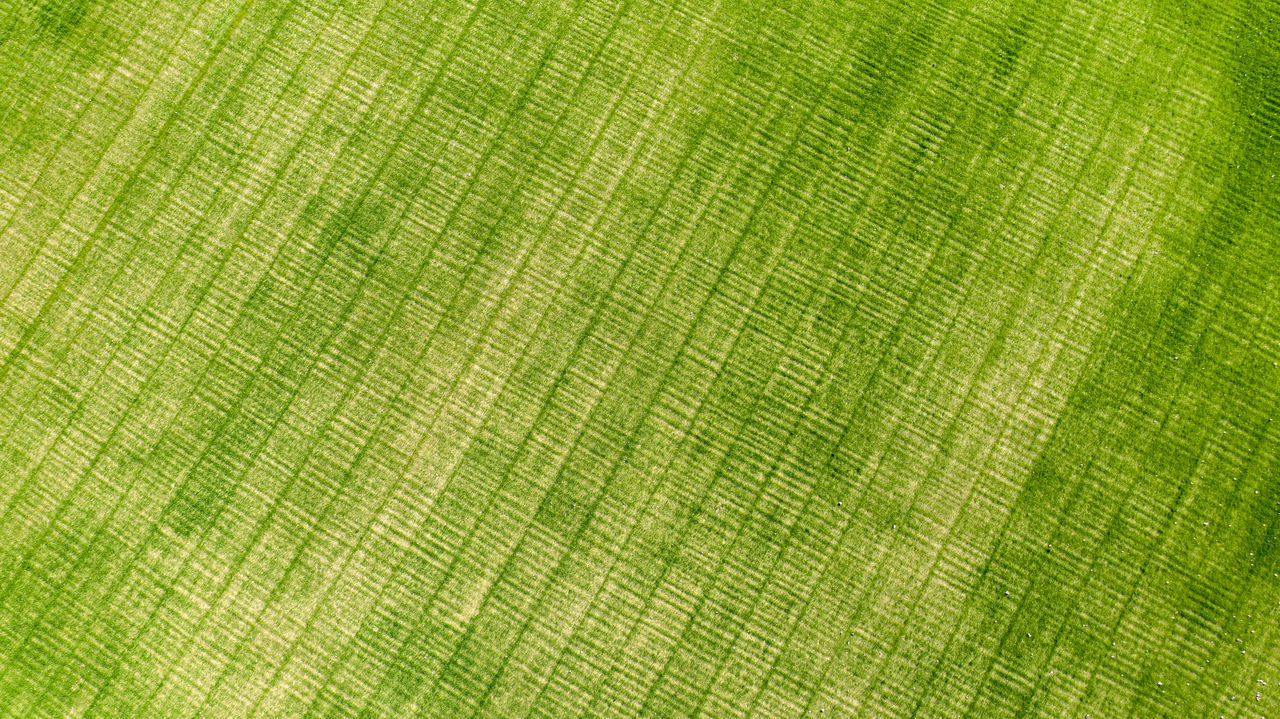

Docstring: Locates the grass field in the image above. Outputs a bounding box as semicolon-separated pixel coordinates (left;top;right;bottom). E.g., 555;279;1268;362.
0;0;1277;716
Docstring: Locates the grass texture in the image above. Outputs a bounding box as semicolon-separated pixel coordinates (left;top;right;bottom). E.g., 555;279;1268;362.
0;0;1278;716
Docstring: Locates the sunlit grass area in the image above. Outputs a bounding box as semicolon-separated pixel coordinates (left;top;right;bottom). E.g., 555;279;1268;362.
0;0;1277;716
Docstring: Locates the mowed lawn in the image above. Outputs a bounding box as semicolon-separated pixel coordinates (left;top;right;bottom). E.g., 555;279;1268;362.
0;0;1276;716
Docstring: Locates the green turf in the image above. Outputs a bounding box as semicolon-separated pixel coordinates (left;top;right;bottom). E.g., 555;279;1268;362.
0;0;1277;716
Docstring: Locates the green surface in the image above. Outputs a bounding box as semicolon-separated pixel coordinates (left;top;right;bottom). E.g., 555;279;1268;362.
0;0;1277;716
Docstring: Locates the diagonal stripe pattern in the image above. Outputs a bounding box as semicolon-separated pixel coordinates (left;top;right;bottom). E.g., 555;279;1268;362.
0;0;1277;717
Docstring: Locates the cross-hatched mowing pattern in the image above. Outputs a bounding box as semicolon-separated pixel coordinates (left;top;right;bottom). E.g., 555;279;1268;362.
0;0;1277;716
